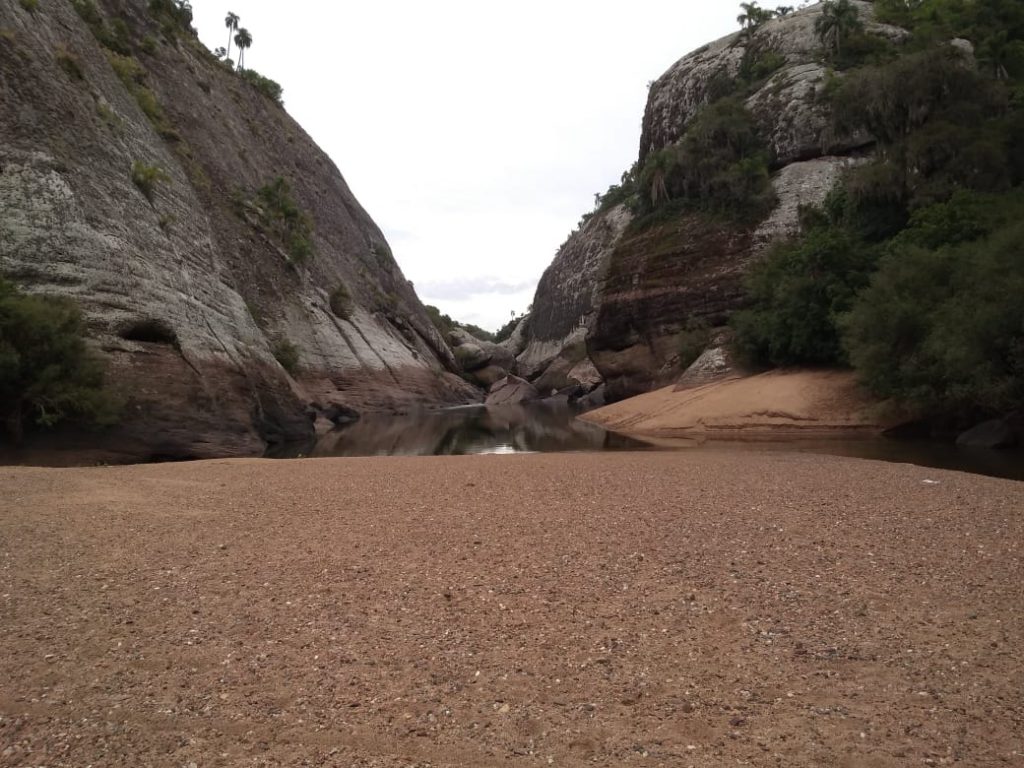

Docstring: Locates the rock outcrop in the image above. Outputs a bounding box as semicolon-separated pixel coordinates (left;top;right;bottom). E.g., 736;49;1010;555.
0;0;472;460
515;2;896;403
513;204;631;398
640;1;902;167
448;327;516;388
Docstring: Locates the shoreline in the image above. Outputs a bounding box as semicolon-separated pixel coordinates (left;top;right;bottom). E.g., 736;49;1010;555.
2;451;1022;766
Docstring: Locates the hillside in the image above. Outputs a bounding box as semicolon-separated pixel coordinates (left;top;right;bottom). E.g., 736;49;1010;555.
0;0;474;461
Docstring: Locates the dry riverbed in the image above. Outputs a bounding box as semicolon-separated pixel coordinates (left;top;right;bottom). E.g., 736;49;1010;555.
1;452;1022;767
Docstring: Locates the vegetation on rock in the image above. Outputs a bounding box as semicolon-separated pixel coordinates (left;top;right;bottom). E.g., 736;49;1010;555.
734;0;1024;422
130;160;169;202
239;177;315;264
0;279;119;443
272;339;300;375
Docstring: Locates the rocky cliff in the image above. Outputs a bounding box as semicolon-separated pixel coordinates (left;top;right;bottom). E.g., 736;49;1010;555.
517;1;898;401
0;0;473;460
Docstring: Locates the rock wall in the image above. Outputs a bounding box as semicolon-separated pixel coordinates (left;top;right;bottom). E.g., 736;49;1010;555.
516;2;895;402
515;204;631;392
0;0;472;460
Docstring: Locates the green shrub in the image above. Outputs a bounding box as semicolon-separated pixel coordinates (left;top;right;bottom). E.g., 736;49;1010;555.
19;0;38;13
0;278;119;442
843;217;1024;418
251;177;315;263
329;285;353;319
130;160;169;202
425;304;455;336
677;317;711;370
635;97;775;221
56;47;85;81
731;222;879;367
239;68;284;106
494;315;524;343
272;339;300;375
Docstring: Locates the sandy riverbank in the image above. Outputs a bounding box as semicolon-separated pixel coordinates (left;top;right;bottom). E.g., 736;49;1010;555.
1;452;1021;767
583;369;889;439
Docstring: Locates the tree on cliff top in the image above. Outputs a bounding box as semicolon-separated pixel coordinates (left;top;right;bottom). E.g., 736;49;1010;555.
0;279;119;444
225;11;239;62
816;0;863;61
234;27;252;69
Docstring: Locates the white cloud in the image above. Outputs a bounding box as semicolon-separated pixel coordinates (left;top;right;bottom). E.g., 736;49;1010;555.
192;0;739;329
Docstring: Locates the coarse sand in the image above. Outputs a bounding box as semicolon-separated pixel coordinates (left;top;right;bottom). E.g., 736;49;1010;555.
1;451;1022;767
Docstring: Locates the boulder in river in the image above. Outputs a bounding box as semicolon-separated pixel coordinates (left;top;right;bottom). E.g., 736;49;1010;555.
485;375;540;406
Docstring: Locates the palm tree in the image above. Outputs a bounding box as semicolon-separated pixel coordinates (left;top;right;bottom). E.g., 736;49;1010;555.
737;1;774;33
815;0;862;61
234;27;252;70
224;11;239;62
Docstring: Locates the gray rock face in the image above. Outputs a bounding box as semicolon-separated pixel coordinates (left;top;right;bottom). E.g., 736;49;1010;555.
640;2;900;167
753;155;861;251
517;204;631;385
0;0;470;459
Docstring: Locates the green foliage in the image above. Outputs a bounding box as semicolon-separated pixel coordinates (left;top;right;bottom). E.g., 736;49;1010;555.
251;178;315;264
737;2;776;33
130;160;169;202
19;0;38;13
147;0;194;41
732;223;879;366
239;68;284;106
0;278;119;442
329;284;353;319
843;214;1024;417
635;97;775;220
738;47;786;84
677;317;711;370
494;316;523;343
272;339;300;375
72;0;135;55
815;0;865;64
105;52;178;139
734;0;1024;422
55;47;85;81
425;305;455;336
461;324;496;343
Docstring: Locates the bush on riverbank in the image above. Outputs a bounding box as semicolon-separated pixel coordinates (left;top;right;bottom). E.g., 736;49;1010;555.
0;279;119;442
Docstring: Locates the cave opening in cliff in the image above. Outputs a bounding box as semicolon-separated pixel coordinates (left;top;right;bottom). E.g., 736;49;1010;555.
118;318;180;348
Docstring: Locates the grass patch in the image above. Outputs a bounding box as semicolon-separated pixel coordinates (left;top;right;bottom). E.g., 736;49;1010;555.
130;160;169;203
272;340;300;375
240;177;315;264
19;0;38;13
105;51;179;140
55;47;85;81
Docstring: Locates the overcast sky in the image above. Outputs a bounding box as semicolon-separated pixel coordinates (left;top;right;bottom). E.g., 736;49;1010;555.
192;1;739;330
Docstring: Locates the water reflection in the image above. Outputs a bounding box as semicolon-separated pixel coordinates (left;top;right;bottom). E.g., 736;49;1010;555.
269;403;652;458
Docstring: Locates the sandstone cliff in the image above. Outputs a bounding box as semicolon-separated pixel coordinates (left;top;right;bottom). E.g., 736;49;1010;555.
517;1;899;402
0;0;473;460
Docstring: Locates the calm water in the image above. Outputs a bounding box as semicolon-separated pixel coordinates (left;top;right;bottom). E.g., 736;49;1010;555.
270;403;1024;481
268;403;651;458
